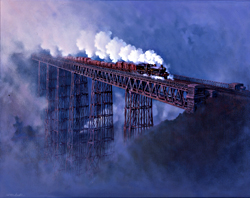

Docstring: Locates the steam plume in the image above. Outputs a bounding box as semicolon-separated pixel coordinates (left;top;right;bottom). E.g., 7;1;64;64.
76;31;165;66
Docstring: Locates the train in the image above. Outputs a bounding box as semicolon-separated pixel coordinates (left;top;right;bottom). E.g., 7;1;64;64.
65;56;170;79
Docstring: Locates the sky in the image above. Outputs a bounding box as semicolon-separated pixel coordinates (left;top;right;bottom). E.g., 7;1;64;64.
1;0;250;197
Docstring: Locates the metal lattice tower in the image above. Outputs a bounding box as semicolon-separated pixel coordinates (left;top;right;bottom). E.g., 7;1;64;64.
87;80;114;174
58;69;71;172
38;63;51;161
124;90;153;140
73;74;89;175
101;82;114;161
65;72;75;171
48;66;59;171
38;62;90;175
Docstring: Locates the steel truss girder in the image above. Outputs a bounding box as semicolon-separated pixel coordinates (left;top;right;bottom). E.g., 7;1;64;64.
33;55;250;114
124;90;153;140
87;80;114;174
32;55;189;110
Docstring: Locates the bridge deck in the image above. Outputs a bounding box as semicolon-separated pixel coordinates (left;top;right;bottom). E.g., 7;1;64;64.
32;54;250;113
32;55;193;110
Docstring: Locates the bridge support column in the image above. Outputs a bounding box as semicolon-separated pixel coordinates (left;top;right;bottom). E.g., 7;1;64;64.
74;74;89;175
47;66;60;172
38;62;53;162
87;80;114;174
39;63;90;175
65;72;75;171
45;64;51;161
124;90;153;141
57;70;71;172
52;68;60;173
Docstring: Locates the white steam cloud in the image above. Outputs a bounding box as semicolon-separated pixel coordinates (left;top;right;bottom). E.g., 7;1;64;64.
2;0;168;74
119;45;136;62
75;31;165;66
94;31;112;59
76;31;96;57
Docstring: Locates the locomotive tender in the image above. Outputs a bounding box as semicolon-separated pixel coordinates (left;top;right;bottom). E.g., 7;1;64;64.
66;56;170;79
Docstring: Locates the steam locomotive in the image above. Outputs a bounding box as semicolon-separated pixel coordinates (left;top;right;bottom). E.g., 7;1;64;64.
66;56;170;79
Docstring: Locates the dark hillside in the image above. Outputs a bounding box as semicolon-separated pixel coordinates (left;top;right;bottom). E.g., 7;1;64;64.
125;96;250;185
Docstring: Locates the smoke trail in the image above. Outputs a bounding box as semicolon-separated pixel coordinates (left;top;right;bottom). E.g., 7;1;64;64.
94;31;112;59
76;31;96;58
2;0;169;73
76;31;165;66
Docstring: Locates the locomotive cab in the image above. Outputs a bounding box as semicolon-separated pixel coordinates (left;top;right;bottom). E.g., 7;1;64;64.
159;65;166;74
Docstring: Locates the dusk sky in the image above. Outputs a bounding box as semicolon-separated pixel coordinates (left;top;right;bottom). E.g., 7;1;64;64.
1;0;250;197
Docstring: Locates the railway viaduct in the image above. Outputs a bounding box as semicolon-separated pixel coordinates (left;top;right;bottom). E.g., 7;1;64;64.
32;54;250;175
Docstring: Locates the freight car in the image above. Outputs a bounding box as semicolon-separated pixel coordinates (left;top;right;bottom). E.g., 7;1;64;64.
66;56;170;79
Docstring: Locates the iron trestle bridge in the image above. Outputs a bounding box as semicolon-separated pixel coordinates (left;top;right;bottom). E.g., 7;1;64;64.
31;54;250;175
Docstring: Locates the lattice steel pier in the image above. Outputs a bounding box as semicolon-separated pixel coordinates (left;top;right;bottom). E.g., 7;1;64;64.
87;80;114;174
38;63;90;174
124;90;153;140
